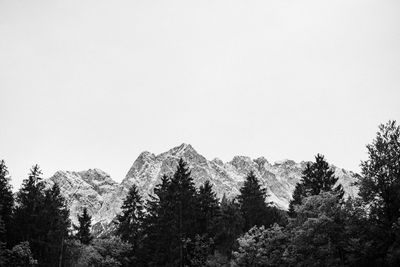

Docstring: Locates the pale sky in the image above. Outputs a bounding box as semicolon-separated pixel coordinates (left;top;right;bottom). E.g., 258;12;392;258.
1;0;399;189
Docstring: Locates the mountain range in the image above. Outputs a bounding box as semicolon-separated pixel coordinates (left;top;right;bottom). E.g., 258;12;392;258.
44;143;358;235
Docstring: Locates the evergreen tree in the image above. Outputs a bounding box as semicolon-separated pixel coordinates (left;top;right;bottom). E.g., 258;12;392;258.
288;183;305;217
40;184;70;266
142;174;173;266
12;165;71;266
289;154;344;217
0;160;13;245
116;184;145;265
214;196;243;259
237;171;269;231
143;159;199;266
197;180;219;236
74;207;92;245
0;214;5;265
302;154;343;197
165;158;199;266
12;165;45;251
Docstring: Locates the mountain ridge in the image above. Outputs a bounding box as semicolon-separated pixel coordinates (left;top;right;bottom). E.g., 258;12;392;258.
44;143;358;235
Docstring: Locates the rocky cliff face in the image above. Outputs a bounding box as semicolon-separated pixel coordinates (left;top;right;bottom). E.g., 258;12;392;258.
45;143;358;235
44;169;118;233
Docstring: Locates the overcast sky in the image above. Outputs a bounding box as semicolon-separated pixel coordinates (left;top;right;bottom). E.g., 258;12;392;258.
1;0;399;188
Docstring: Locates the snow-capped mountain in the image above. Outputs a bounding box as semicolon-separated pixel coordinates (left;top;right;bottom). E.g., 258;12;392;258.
45;143;358;235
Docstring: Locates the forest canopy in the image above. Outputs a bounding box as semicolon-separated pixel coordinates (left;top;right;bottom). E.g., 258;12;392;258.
1;120;400;266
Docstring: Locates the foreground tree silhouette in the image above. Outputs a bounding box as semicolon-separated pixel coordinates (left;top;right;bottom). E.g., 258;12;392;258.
143;159;200;267
197;180;219;236
142;174;172;266
0;160;13;245
289;154;344;217
359;120;400;227
74;207;92;245
166;158;199;267
41;184;70;266
358;120;400;264
214;195;243;259
12;165;45;253
237;171;270;231
116;184;145;265
11;165;69;266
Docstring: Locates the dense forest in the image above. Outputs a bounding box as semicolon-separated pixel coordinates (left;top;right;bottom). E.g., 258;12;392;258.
1;120;400;267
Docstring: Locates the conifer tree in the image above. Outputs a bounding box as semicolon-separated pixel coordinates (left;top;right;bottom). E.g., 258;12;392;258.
214;196;243;259
237;171;269;231
40;184;70;266
167;158;199;266
142;174;174;266
116;184;145;264
288;183;305;217
74;207;92;245
12;165;45;249
302;154;343;197
197;180;219;235
12;165;71;266
0;214;5;265
0;160;13;245
143;159;199;266
289;154;344;217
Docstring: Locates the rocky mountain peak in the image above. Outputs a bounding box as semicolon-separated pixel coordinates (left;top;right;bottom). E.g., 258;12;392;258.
45;144;358;236
159;143;198;159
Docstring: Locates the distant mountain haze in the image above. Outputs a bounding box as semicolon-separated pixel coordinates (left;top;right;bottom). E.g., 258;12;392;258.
44;143;358;235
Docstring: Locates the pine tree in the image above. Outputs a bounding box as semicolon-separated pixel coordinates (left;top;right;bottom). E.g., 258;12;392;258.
40;184;70;266
214;196;243;259
142;174;172;266
197;180;219;236
12;165;45;250
302;154;343;196
166;158;199;266
116;184;145;265
143;159;199;267
0;160;13;245
289;154;344;217
237;171;269;231
288;183;305;217
0;214;5;265
12;165;71;266
74;207;92;245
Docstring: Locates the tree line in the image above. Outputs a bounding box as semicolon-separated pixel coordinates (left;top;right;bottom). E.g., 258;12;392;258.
1;120;400;266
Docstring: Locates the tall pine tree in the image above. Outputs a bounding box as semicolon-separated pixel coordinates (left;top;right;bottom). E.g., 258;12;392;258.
143;159;199;267
142;174;174;266
289;154;344;217
0;160;13;246
237;171;269;231
167;158;199;266
214;195;243;259
12;166;71;266
116;184;145;265
74;207;92;245
288;183;305;217
197;180;219;236
12;165;45;251
40;184;70;266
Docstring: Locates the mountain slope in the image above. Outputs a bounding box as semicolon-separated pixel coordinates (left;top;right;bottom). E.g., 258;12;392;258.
45;143;358;235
